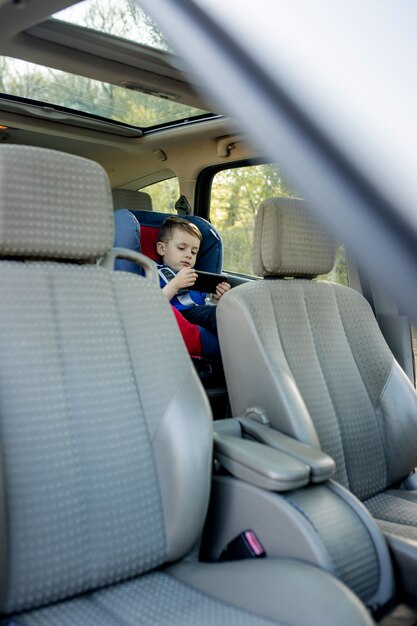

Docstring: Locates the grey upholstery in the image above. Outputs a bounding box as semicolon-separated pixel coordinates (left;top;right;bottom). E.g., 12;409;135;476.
112;188;153;212
252;197;336;277
0;146;114;259
0;148;373;626
218;196;417;539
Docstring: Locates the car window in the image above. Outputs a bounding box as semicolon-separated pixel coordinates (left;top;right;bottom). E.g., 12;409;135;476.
210;162;348;285
319;246;348;286
210;163;296;275
142;178;179;213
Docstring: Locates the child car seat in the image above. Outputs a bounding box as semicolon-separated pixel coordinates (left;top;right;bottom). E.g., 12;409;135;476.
131;209;223;274
113;208;228;417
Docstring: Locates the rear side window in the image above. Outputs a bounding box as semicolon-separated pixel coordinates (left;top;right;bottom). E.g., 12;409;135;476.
210;164;296;275
319;246;348;286
142;178;179;213
210;163;347;285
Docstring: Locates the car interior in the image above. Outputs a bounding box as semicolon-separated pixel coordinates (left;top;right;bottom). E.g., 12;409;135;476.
1;1;417;625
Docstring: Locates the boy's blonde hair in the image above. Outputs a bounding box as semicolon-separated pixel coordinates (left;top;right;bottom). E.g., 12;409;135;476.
158;216;202;244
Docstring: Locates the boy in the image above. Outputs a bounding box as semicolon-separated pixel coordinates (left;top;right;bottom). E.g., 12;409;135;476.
156;216;230;346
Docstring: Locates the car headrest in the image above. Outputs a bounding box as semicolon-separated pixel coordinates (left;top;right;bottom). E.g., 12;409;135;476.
0;145;114;260
252;197;337;278
112;188;153;212
113;209;141;274
132;210;223;273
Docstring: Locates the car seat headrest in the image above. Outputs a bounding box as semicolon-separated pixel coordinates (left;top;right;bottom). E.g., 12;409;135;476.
0;145;114;260
132;210;223;274
252;197;337;278
112;188;153;212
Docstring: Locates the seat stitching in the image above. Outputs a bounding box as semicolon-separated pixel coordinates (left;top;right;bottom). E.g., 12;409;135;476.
47;266;92;587
109;274;149;441
300;284;350;490
332;285;388;491
109;274;168;556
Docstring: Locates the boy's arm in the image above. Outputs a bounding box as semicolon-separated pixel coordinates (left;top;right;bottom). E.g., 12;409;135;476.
161;267;197;301
162;280;181;301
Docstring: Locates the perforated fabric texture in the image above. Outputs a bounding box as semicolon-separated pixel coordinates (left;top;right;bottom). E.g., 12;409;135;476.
0;262;195;613
10;572;284;626
235;280;394;500
112;189;153;212
364;492;417;541
252;198;336;277
0;146;114;259
285;486;380;603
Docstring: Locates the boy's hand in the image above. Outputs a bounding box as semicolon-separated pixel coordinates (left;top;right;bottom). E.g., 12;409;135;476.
161;267;197;302
213;281;231;304
173;267;197;290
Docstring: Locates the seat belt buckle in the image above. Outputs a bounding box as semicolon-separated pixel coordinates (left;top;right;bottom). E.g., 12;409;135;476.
219;530;266;561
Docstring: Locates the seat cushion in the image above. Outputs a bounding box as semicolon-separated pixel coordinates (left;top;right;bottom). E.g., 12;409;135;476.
9;572;280;626
364;490;417;541
10;561;373;626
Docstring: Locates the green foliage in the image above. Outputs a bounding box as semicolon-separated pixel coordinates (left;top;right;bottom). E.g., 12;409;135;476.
320;246;348;286
210;164;348;285
211;164;298;275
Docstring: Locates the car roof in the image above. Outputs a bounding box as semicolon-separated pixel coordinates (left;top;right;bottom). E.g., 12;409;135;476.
0;0;259;189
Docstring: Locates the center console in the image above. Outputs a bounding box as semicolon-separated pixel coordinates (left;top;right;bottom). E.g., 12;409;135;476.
200;415;408;619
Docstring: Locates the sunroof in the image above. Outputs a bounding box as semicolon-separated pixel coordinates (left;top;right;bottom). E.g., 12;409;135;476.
53;0;172;53
0;56;210;129
0;1;213;130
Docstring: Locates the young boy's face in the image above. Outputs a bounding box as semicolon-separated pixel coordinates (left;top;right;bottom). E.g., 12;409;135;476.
157;229;200;271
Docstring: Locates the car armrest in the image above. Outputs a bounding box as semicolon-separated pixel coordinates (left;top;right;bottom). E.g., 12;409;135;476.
237;417;335;483
213;430;310;491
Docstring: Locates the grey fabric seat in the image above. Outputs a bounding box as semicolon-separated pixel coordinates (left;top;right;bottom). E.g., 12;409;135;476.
0;147;372;626
217;197;417;541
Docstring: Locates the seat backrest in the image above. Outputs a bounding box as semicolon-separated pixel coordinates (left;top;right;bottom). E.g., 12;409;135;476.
132;209;223;273
113;208;141;274
218;196;417;501
0;145;212;615
112;188;153;212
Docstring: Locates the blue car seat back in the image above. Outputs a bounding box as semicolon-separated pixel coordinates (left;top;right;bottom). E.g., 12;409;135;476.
113;209;141;274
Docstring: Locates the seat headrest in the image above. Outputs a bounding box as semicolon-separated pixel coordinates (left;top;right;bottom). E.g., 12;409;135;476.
252;197;337;277
112;188;153;212
132;210;223;273
0;145;114;260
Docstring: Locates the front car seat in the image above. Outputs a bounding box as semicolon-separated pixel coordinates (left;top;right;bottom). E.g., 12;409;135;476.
217;196;417;540
0;147;372;626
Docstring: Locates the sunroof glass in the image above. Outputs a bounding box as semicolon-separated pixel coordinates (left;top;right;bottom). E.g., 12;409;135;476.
0;57;209;128
53;0;172;52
